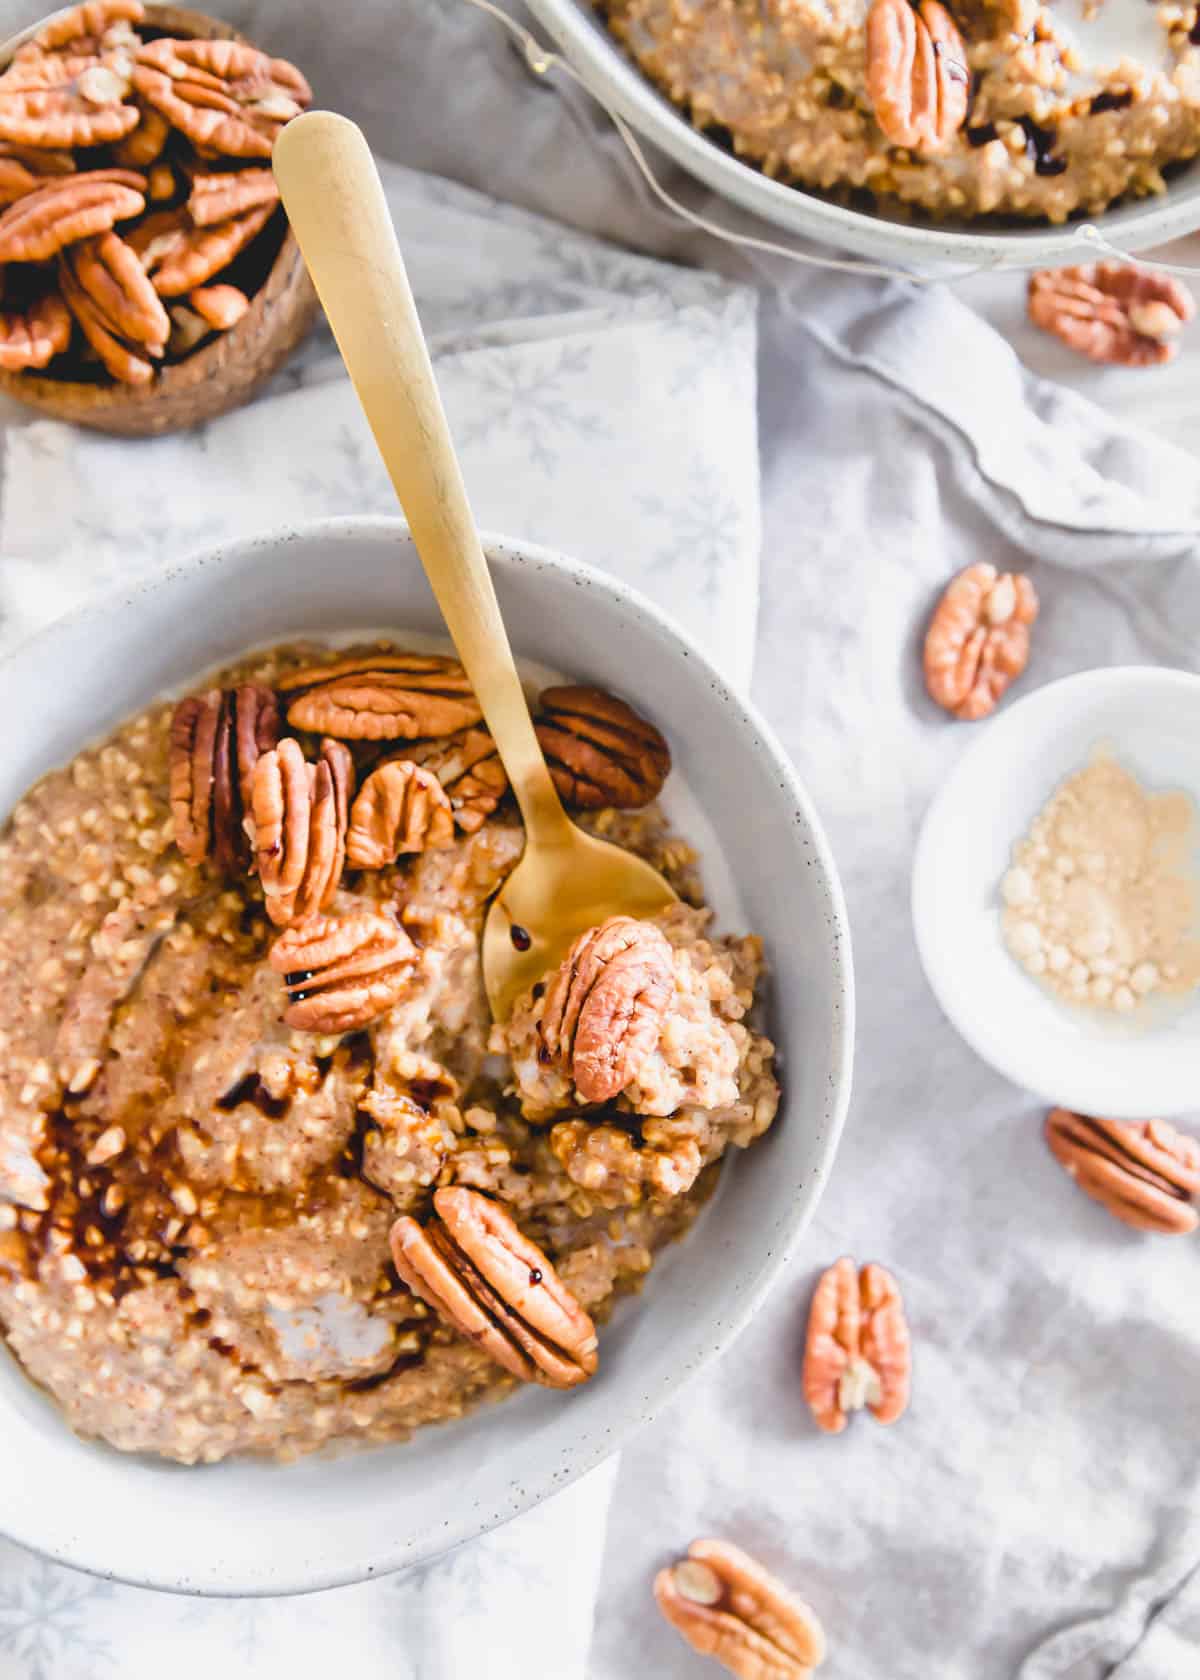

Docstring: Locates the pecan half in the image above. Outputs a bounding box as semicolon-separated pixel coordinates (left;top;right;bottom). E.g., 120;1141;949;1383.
280;653;483;742
0;168;143;263
540;916;674;1103
128;200;274;296
187;282;248;330
62;230;168;352
270;908;416;1032
923;562;1038;721
1028;265;1195;368
346;759;455;869
802;1256;911;1434
58;252;153;383
534;685;670;809
654;1539;827;1680
111;101;169;167
866;0;969;154
16;1;143;59
249;736;354;925
132;38;311;160
0;51;140;150
389;1186;598;1389
169;684;280;871
1045;1109;1200;1234
0;141;75;207
0;288;71;370
186;165;279;227
405;727;508;833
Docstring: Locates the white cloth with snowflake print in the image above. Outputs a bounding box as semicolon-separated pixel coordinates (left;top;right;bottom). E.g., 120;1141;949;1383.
0;160;759;1680
0;162;759;691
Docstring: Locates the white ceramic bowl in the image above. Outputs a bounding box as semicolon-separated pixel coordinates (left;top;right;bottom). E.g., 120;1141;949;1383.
526;0;1200;270
912;668;1200;1119
0;518;853;1594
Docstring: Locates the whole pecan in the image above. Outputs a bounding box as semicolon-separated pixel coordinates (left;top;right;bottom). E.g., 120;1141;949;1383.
0;288;71;370
270;908;417;1032
866;0;969;154
802;1256;911;1434
389;1186;599;1389
1045;1109;1200;1234
169;684;280;871
923;562;1038;721
0;141;75;208
534;685;670;809
280;652;483;742
132;38;312;160
0;50;140;150
15;1;143;59
62;230;168;352
1028;264;1195;368
111;100;169;168
126;200;274;296
654;1539;827;1680
0;168;144;263
249;735;354;925
346;759;455;869
187;282;248;331
405;726;508;833
186;165;278;227
540;916;674;1103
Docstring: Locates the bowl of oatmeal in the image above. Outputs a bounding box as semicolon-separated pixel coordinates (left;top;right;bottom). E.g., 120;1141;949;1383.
0;517;852;1593
912;666;1200;1118
526;0;1200;266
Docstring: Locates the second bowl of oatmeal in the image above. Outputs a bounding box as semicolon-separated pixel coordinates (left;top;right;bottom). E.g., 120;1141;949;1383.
912;666;1200;1120
526;0;1200;268
0;517;852;1594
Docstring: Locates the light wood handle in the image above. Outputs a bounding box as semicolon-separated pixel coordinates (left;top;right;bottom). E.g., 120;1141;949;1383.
272;112;572;848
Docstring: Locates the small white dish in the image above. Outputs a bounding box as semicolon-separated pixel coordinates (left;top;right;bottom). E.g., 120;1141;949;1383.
912;667;1200;1120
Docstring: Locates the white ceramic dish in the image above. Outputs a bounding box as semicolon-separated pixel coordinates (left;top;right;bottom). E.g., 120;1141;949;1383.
912;667;1200;1119
526;0;1200;270
0;518;853;1595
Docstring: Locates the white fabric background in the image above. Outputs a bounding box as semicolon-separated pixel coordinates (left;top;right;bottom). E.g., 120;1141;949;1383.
1;2;1199;1677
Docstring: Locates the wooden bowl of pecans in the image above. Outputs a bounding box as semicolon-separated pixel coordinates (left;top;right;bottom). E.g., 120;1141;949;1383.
0;1;320;435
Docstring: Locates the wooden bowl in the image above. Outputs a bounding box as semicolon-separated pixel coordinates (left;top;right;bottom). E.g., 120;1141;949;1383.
0;4;320;436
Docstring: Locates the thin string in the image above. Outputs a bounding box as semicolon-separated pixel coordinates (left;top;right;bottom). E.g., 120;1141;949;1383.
460;0;1200;283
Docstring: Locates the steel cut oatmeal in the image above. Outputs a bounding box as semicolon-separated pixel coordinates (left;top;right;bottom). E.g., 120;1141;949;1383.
0;640;779;1462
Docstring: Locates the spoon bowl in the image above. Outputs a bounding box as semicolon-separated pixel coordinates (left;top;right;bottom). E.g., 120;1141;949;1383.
273;112;677;1019
482;814;676;1019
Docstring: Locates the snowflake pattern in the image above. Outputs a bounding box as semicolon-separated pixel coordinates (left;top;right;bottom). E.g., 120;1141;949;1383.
638;464;748;604
289;422;393;516
452;341;612;474
0;1556;114;1680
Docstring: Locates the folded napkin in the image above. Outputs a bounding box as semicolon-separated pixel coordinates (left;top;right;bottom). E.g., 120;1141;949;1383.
0;159;759;1678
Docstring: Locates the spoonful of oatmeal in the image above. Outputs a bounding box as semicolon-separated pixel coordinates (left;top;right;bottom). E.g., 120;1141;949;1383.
272;113;676;1021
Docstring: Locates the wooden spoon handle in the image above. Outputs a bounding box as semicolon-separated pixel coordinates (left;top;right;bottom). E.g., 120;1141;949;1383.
272;112;571;847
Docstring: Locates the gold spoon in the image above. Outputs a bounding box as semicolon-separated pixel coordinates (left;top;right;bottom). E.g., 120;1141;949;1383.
272;113;675;1021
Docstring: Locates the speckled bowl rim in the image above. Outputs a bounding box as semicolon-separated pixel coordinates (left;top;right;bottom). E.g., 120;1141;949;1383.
0;516;854;1595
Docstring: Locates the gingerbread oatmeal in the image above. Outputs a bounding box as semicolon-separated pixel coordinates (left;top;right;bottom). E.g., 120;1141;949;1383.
0;640;779;1462
600;0;1200;221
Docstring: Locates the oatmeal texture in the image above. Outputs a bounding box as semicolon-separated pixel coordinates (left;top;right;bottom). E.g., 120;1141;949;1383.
601;0;1200;221
1001;750;1200;1013
0;640;779;1462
